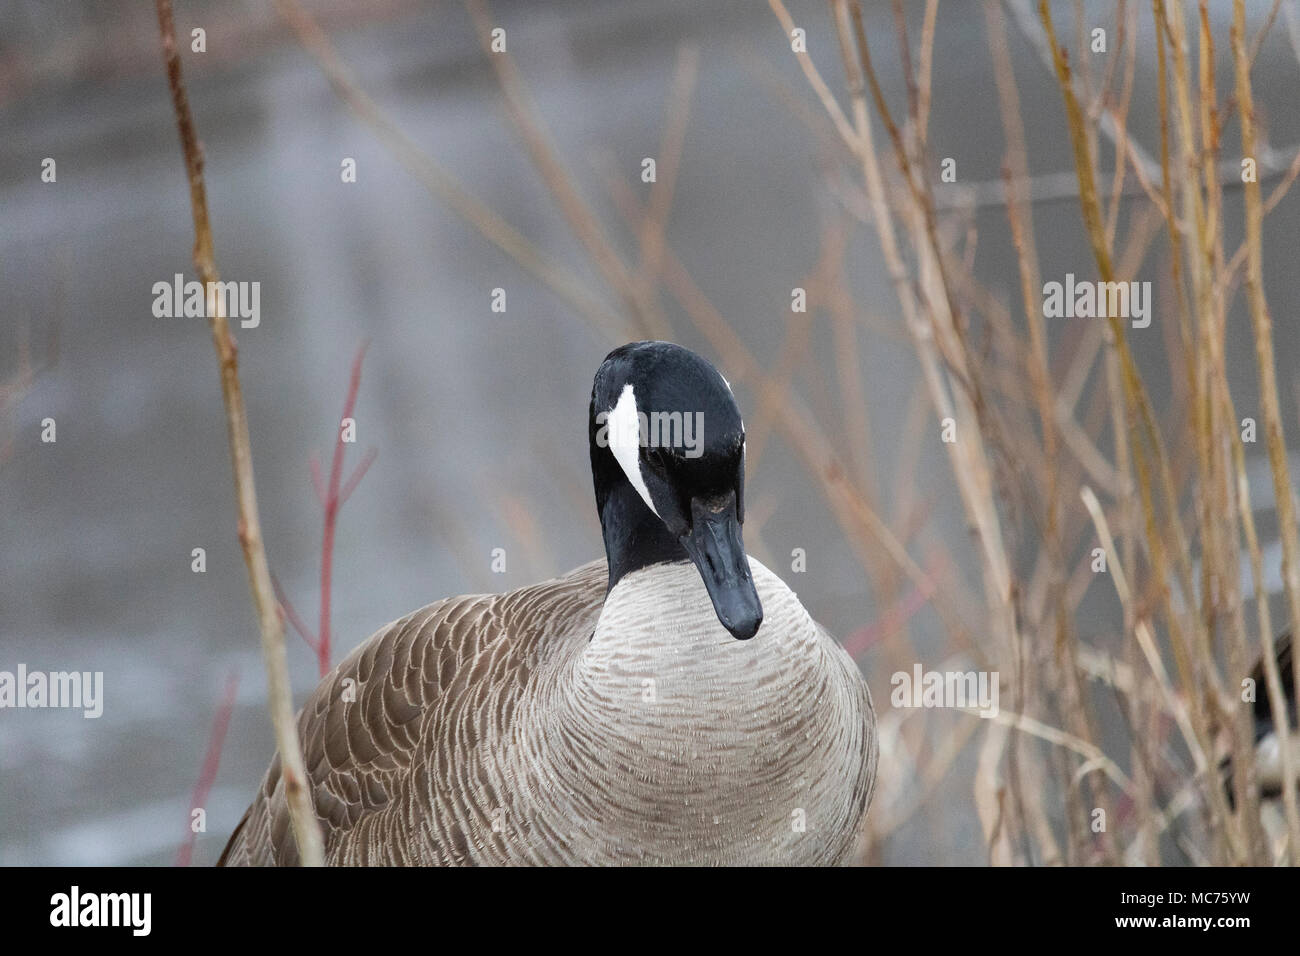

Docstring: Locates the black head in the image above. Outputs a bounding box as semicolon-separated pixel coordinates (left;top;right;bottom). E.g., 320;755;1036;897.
589;341;763;640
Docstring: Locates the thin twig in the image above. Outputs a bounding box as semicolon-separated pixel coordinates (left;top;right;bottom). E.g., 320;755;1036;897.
768;0;861;154
1233;0;1300;792
272;0;631;345
271;572;319;654
154;0;323;866
464;0;668;339
316;343;369;676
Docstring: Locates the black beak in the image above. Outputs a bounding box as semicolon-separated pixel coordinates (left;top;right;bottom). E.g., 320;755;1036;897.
679;491;763;640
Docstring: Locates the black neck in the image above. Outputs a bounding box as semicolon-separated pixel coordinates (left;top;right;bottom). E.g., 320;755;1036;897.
598;481;688;591
590;423;686;591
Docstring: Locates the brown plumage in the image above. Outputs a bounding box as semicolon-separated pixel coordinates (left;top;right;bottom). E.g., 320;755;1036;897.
219;559;876;865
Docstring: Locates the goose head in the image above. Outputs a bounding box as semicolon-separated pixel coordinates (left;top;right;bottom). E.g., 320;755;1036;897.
589;341;763;641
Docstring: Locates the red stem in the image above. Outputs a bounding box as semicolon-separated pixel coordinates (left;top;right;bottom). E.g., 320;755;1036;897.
316;342;368;676
841;551;944;659
339;448;378;507
177;669;240;867
309;452;326;507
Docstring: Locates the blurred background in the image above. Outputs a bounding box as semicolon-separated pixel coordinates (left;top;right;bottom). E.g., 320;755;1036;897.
3;0;1300;866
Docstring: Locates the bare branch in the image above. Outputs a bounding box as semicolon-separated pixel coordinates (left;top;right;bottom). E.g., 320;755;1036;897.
154;0;323;866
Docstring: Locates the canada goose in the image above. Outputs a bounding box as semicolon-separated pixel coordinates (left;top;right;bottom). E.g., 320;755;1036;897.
1222;631;1299;858
1232;632;1298;802
219;341;878;865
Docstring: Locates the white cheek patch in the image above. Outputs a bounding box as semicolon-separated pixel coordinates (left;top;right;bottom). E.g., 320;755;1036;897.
607;383;660;518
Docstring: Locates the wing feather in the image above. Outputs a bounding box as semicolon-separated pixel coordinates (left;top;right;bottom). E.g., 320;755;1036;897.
218;560;606;866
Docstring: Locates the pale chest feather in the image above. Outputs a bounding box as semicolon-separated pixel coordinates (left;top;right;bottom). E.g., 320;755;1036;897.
481;559;876;865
